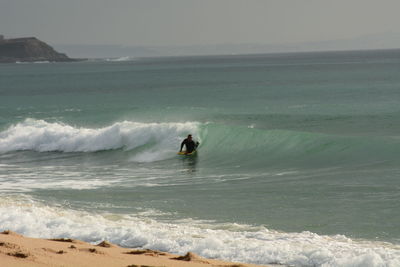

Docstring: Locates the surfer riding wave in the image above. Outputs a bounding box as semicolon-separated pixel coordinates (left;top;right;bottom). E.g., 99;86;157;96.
179;134;199;154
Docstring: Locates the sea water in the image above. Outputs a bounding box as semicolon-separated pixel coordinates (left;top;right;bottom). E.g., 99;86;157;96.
1;50;400;266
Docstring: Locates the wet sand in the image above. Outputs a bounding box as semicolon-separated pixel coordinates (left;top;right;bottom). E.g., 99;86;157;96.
0;230;272;267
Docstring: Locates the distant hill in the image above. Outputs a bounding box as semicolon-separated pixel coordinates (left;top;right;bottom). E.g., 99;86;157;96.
0;36;80;63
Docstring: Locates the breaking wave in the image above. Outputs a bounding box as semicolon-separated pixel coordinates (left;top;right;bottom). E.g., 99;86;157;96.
1;118;400;167
0;197;399;267
0;119;198;156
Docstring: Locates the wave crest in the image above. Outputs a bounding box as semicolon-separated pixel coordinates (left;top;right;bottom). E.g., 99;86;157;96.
0;119;199;156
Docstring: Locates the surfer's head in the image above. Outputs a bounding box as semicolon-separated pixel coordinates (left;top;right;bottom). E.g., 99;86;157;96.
187;134;192;140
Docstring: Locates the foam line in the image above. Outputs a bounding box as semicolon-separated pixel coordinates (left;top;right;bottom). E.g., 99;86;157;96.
0;198;399;267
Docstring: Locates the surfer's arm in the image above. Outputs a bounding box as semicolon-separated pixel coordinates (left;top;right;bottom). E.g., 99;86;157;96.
180;140;185;152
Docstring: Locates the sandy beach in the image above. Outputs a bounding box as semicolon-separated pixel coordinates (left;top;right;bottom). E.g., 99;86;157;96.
0;230;270;267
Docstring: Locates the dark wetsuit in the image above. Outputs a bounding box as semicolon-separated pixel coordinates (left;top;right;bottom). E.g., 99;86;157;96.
180;138;197;153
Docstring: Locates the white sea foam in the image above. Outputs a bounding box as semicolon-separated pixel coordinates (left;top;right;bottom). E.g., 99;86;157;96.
0;119;199;161
105;56;133;62
0;198;399;267
15;61;51;64
0;175;119;192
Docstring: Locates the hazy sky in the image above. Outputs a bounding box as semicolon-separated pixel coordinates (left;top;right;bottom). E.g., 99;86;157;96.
1;0;400;47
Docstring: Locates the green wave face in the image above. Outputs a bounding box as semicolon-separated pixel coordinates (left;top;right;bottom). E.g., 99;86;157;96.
197;122;400;171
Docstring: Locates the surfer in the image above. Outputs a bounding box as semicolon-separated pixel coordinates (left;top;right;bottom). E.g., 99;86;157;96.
180;134;199;154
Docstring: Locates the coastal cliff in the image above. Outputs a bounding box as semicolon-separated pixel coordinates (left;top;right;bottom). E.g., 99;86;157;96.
0;36;79;63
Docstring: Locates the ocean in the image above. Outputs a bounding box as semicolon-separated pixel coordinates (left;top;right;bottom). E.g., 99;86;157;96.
1;50;400;266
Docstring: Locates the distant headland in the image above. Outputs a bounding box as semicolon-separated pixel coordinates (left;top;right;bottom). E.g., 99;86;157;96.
0;35;82;63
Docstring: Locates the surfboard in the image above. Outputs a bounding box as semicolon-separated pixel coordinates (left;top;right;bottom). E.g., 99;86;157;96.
177;150;197;156
178;141;199;156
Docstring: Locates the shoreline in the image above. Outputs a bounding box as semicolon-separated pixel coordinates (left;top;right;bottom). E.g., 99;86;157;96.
0;230;274;267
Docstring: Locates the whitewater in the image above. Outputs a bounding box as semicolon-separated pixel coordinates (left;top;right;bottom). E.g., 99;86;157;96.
1;50;400;266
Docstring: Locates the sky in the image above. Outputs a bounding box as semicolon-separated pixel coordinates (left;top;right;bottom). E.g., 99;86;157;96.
1;0;400;50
